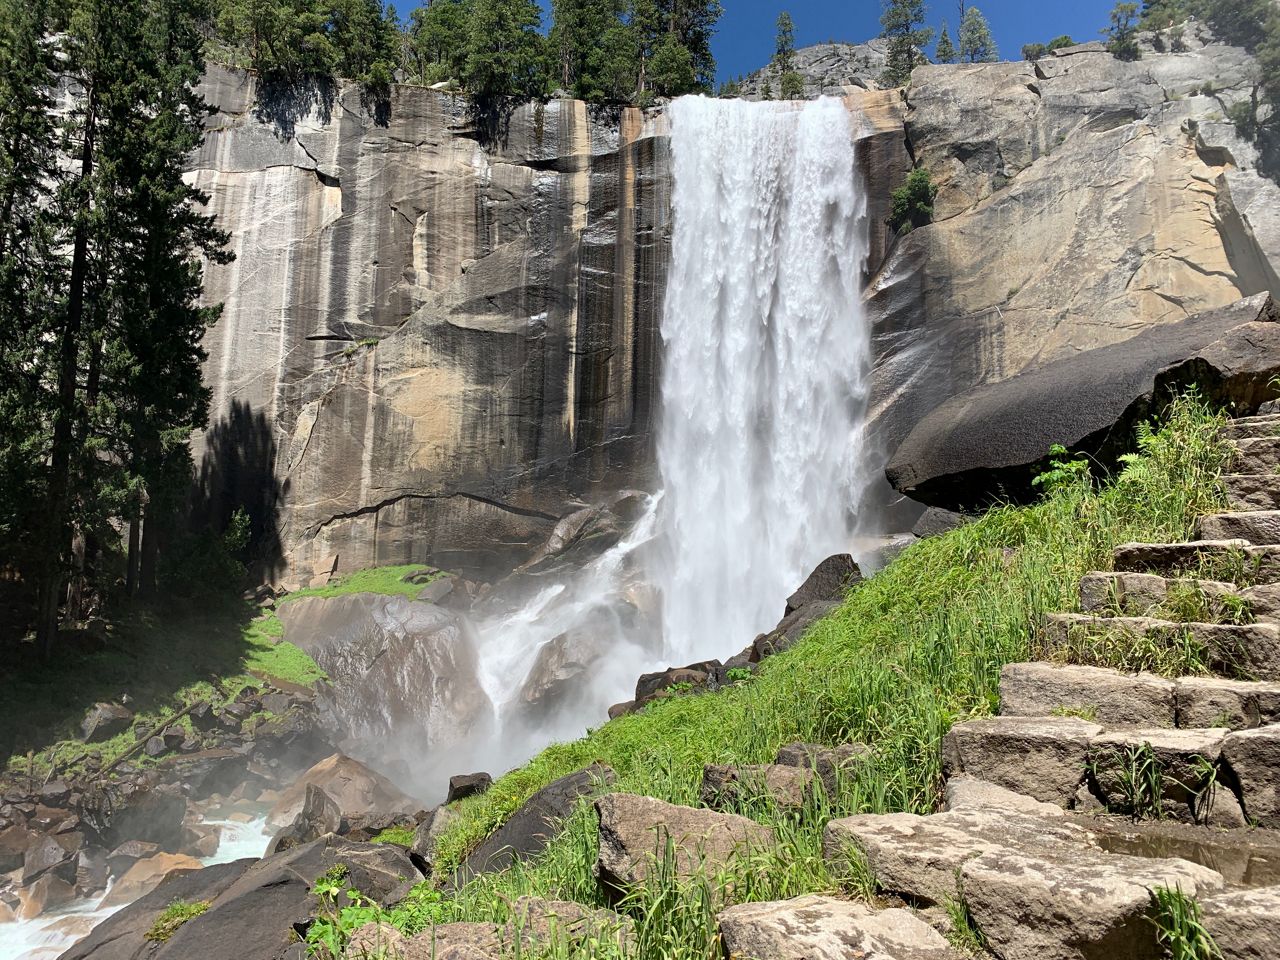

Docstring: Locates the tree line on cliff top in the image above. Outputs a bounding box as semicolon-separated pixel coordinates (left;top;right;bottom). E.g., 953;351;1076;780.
207;0;724;103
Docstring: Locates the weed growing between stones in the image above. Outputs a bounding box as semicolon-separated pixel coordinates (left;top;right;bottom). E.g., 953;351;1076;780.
1093;742;1167;820
145;899;211;943
318;393;1232;959
943;879;989;956
1149;885;1223;960
1048;622;1215;676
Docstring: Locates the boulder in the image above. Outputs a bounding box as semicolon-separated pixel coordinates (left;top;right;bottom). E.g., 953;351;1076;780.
822;808;1094;906
718;895;959;960
345;921;409;960
962;848;1223;960
266;753;416;830
635;661;722;702
885;294;1280;509
505;896;633;951
102;852;206;906
58;858;254;960
81;702;134;742
700;764;815;811
107;839;161;877
21;833;76;886
278;595;492;779
101;781;188;851
753;602;840;660
446;773;492;804
594;793;775;892
1222;724;1280;827
774;742;871;795
40;780;72;807
459;764;615;880
401;922;501;960
266;783;342;856
911;507;974;539
942;716;1102;806
1201;885;1280;960
0;824;34;872
1197;510;1280;545
17;872;76;919
999;662;1177;727
784;555;862;615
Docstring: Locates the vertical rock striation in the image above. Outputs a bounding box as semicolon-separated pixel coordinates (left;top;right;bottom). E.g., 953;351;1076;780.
190;67;670;582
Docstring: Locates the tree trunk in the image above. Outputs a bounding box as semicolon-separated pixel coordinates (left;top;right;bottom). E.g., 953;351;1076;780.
126;516;141;596
36;88;95;657
139;501;160;598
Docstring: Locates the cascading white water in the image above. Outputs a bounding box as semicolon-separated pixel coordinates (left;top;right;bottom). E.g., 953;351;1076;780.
653;95;872;662
464;94;873;771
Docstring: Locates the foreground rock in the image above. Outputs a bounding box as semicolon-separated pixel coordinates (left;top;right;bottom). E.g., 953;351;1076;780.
942;716;1102;806
1201;885;1280;960
266;783;342;855
700;764;814;811
594;794;775;893
718;895;958;960
459;764;615;880
884;294;1280;508
63;835;422;960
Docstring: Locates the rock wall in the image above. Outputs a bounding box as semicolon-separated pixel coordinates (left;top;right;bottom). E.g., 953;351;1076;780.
190;67;671;583
867;30;1280;476
192;29;1280;579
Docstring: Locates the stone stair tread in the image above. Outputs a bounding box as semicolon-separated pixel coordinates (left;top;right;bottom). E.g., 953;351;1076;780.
1043;613;1280;682
1000;661;1176;727
1224;473;1280;510
1113;540;1280;583
1222;414;1280;442
1078;570;1242;619
1230;436;1280;473
1196;510;1280;545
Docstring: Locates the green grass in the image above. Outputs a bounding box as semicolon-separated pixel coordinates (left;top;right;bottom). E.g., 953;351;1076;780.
1150;886;1222;960
145;899;211;942
309;393;1230;959
1;563;438;781
371;825;416;847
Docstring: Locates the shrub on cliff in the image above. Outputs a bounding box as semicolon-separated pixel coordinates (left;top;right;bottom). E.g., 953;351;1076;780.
888;167;938;234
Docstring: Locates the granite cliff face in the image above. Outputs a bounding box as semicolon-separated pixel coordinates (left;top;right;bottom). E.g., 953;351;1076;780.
192;28;1280;579
867;28;1280;489
190;67;670;584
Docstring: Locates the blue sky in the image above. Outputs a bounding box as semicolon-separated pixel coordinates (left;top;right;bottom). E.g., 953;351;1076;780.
390;1;1121;84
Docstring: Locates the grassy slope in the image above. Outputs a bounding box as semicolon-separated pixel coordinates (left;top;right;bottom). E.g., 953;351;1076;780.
316;395;1231;955
1;563;436;780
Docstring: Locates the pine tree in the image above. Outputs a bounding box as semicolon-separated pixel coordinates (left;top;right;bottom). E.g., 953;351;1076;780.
407;0;473;85
879;0;933;87
959;5;997;62
1104;2;1142;61
550;0;623;97
0;0;61;604
463;0;547;98
936;22;958;63
774;10;804;99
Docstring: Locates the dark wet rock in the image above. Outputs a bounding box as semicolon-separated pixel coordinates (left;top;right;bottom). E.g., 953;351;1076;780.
886;294;1280;509
40;781;72;807
102;853;205;906
459;764;615;880
912;506;975;539
785;554;861;615
19;872;76;919
635;660;723;702
446;773;492;804
22;833;76;886
99;781;188;851
80;702;134;743
0;824;35;872
753;602;839;660
106;839;161;877
410;806;459;875
266;784;342;856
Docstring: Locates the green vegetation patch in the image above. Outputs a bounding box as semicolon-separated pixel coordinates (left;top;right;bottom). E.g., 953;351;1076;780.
371;825;416;847
145;899;211;942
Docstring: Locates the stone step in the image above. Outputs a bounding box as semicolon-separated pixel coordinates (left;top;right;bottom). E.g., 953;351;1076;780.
1000;662;1280;730
1196;510;1280;545
1113;539;1280;584
1224;473;1280;511
1043;613;1280;681
1231;436;1280;473
1222;414;1280;442
1088;727;1241;825
824;806;1223;960
1000;662;1177;727
1078;571;1247;621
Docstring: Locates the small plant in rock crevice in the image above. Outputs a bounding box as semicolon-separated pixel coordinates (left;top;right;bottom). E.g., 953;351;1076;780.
145;899;211;942
1150;885;1223;960
1093;742;1166;820
943;880;989;956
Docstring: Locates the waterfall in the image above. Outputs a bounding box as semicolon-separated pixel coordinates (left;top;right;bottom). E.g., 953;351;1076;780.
325;94;874;791
652;95;872;663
